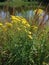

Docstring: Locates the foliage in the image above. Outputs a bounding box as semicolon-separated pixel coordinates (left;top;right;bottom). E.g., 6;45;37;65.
0;0;39;8
0;15;49;65
37;0;49;4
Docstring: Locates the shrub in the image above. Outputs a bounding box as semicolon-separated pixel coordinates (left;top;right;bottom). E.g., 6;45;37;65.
0;16;49;65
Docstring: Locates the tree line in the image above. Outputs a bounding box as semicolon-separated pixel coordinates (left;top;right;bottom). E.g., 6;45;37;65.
0;0;49;5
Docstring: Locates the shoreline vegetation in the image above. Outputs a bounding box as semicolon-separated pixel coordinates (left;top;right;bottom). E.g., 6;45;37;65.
0;0;49;65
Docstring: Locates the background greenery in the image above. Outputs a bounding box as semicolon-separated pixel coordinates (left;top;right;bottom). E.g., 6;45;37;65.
0;0;49;7
0;16;49;65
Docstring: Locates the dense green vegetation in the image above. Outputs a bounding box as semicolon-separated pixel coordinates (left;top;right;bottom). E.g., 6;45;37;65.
0;0;49;4
0;0;39;10
0;0;49;65
0;0;49;9
0;15;49;65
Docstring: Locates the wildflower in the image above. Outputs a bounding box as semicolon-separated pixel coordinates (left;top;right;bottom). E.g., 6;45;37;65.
11;15;20;21
11;20;17;24
34;9;43;15
11;15;30;28
2;26;7;32
28;35;33;39
0;23;3;26
24;26;26;28
22;20;27;24
34;26;38;29
26;23;30;27
28;31;32;34
17;27;21;31
22;18;27;24
32;25;38;29
16;16;22;20
5;22;12;28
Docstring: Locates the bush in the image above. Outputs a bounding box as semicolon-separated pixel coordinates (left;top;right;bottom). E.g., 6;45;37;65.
0;16;49;65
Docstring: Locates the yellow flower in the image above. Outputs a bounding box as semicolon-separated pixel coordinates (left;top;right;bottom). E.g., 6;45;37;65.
28;31;32;35
11;20;17;24
22;18;27;24
24;26;26;28
5;22;12;28
0;23;3;26
16;16;23;20
26;23;30;27
11;15;21;22
2;26;7;32
34;27;38;29
17;27;21;31
34;9;43;15
11;15;30;27
28;35;33;39
32;25;38;29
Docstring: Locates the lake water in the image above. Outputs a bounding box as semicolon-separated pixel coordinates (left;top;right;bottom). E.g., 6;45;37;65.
0;10;35;22
15;10;35;21
0;9;49;25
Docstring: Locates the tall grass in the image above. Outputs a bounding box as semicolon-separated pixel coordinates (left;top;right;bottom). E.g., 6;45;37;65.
0;15;49;65
0;3;49;65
